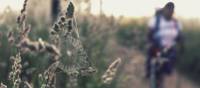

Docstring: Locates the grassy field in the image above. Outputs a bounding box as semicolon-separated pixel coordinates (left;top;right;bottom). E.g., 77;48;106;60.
0;1;200;88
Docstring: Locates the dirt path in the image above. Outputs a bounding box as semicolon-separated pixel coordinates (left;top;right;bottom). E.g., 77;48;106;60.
117;49;198;88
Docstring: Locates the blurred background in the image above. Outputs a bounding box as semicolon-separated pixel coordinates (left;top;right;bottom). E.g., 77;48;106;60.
0;0;200;88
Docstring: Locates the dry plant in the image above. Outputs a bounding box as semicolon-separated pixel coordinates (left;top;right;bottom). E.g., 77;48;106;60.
7;0;33;87
102;58;122;84
42;1;97;87
7;0;59;87
0;83;7;88
8;53;22;88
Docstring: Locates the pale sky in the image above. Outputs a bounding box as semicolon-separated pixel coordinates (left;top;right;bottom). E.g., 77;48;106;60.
0;0;200;18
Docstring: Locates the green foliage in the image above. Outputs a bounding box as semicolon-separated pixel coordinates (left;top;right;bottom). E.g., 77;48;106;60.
177;30;200;83
116;22;148;50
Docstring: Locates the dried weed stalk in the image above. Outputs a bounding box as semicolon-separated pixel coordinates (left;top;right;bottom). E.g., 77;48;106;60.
8;53;22;88
0;83;7;88
7;0;32;87
8;0;60;87
44;1;96;87
102;58;122;84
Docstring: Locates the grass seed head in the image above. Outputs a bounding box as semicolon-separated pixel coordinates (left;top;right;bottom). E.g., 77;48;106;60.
0;83;7;88
66;2;75;18
102;58;122;84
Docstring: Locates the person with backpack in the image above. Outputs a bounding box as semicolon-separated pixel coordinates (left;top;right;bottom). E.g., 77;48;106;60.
146;2;184;88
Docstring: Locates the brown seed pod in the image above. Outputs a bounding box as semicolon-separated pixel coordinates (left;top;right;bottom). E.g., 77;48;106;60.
68;20;73;32
60;16;66;22
66;2;74;18
53;24;60;32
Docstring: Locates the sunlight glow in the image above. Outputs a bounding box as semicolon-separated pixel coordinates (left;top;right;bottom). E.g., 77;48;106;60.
1;0;200;18
91;0;200;18
0;0;24;12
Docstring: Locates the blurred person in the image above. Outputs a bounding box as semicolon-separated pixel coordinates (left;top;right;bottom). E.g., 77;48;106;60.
146;2;184;88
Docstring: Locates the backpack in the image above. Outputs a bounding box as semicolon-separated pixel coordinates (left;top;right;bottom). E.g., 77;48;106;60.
152;11;180;47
